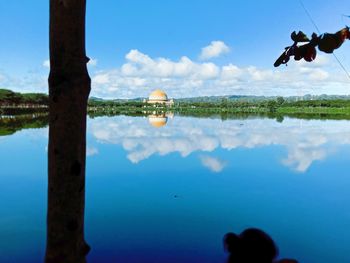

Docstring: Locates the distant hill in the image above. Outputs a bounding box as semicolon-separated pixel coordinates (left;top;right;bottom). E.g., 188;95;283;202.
2;89;350;104
89;96;144;102
175;94;350;103
90;94;350;103
0;89;48;106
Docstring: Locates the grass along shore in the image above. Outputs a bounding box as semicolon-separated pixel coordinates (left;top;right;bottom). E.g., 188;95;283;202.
2;87;350;117
2;101;350;117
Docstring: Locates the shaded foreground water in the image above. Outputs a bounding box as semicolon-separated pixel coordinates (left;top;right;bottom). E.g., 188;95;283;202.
0;115;350;262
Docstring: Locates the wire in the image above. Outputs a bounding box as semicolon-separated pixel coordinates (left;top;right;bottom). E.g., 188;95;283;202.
298;0;350;80
332;53;350;79
342;14;350;26
298;0;321;34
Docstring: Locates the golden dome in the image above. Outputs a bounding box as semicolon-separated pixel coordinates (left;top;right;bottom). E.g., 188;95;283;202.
149;89;168;101
148;115;168;128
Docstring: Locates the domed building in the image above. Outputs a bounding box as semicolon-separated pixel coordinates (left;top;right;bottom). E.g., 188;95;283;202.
144;89;174;106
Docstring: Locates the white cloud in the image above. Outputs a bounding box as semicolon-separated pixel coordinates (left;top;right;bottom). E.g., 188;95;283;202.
43;60;50;68
2;43;350;98
88;58;98;67
199;41;230;60
91;49;223;99
92;73;110;85
89;49;350;99
221;64;243;80
86;146;99;157
299;67;329;81
200;155;227;172
126;49;153;65
122;49;220;79
282;147;326;172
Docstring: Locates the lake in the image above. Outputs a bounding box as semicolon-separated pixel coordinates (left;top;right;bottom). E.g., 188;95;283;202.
1;114;350;262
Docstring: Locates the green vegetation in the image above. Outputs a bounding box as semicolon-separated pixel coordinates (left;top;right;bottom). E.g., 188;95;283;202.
1;96;350;136
166;97;350;116
0;114;48;136
2;89;350;120
0;89;48;106
1;109;348;138
87;96;350;121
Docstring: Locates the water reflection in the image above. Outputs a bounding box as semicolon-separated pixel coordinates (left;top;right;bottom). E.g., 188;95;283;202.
0;114;48;136
199;155;227;173
90;116;350;172
147;112;174;128
0;113;350;262
1;113;349;173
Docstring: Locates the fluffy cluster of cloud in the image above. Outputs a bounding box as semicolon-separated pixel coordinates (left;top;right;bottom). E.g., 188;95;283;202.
86;146;99;157
200;155;227;173
1;40;349;98
90;44;350;99
199;40;230;60
42;60;50;68
89;116;350;172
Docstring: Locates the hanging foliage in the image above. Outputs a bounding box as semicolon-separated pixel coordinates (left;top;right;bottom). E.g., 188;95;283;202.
274;27;350;67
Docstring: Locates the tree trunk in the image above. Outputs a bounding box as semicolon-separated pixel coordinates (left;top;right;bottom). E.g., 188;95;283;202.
45;0;91;262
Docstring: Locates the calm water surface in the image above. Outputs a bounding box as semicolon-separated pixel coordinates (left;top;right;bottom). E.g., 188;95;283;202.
0;115;350;262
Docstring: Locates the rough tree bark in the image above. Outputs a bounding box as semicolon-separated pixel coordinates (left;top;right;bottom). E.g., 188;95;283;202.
45;0;91;262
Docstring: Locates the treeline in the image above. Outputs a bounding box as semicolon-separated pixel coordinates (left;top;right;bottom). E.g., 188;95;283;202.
283;99;350;108
176;94;350;103
88;99;144;108
86;97;350;118
0;89;48;107
1;110;349;137
88;99;149;116
2;89;350;117
175;97;350;113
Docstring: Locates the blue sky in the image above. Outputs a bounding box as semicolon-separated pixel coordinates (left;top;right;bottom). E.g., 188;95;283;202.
1;0;350;98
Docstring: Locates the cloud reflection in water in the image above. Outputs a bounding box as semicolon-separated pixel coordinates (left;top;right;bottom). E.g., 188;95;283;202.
90;116;350;172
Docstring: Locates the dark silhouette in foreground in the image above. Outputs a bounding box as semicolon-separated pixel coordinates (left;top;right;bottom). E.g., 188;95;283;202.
45;0;91;262
224;228;298;263
274;27;350;67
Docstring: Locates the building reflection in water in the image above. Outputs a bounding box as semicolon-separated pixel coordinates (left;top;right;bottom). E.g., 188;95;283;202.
90;116;350;172
147;112;174;128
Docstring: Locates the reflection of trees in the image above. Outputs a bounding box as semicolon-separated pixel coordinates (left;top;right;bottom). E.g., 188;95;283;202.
88;109;350;122
0;106;48;116
0;114;48;136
